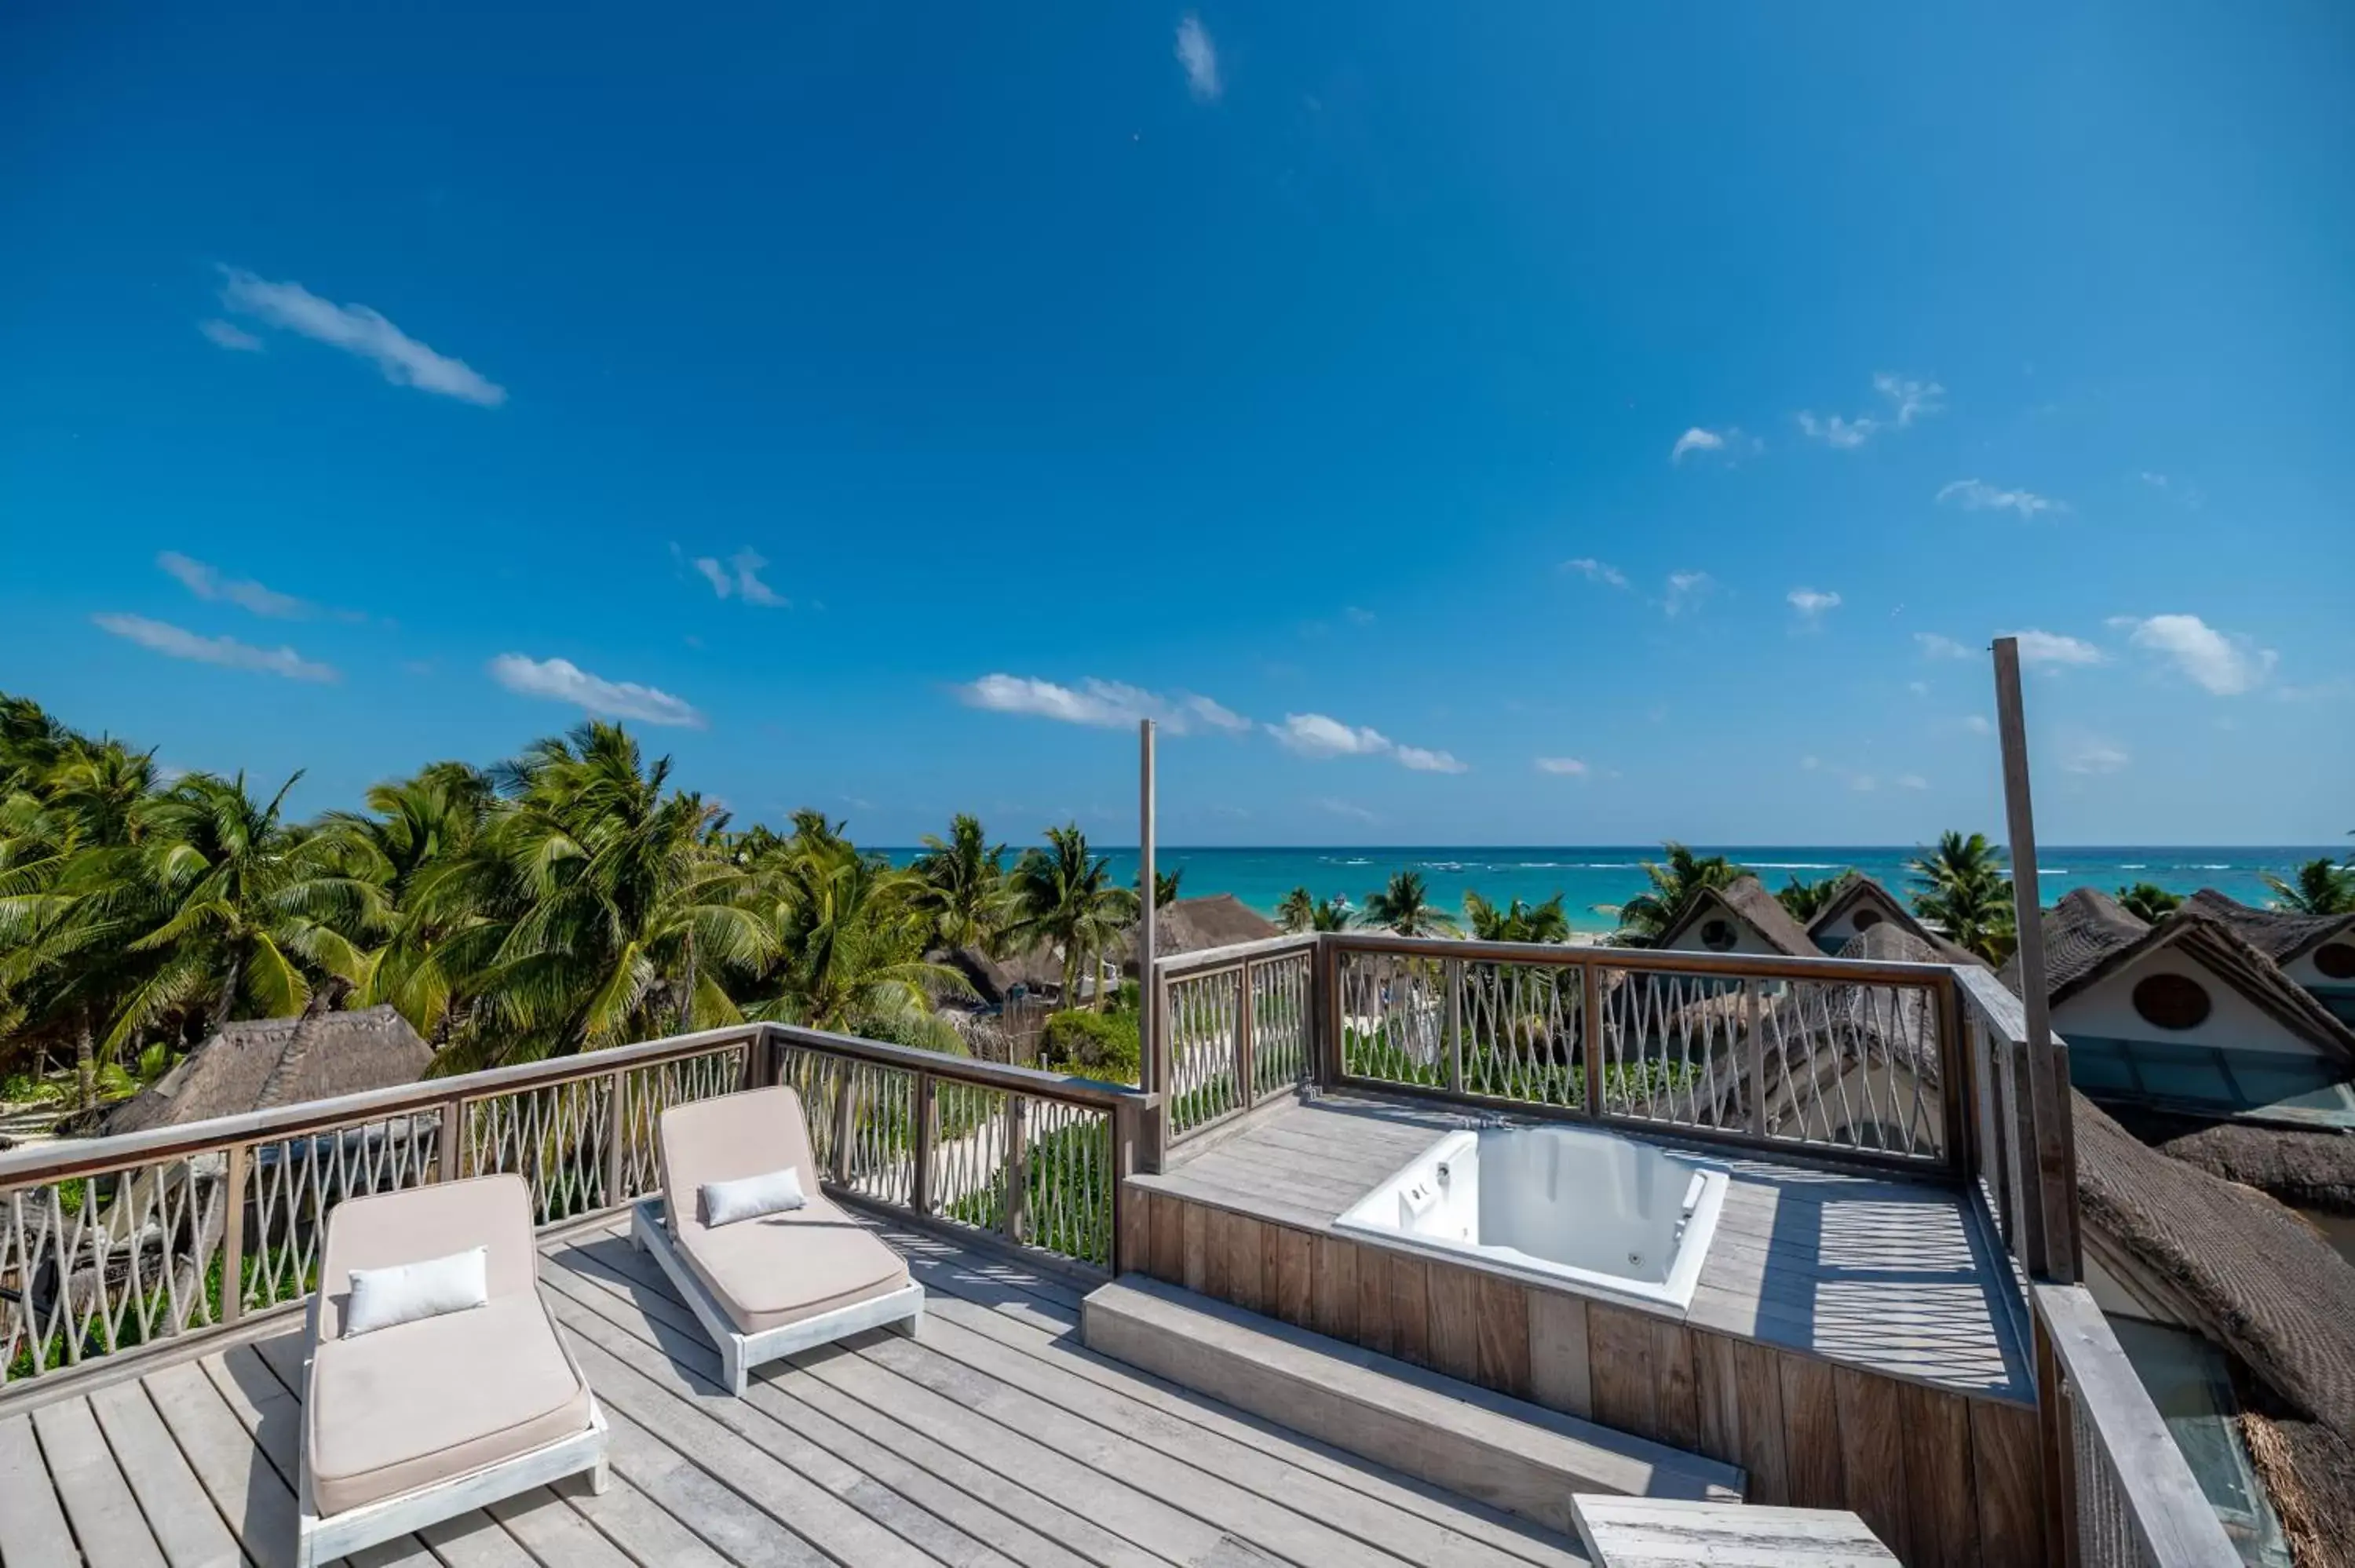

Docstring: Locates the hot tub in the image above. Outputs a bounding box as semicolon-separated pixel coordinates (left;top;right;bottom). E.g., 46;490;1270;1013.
1333;1123;1728;1311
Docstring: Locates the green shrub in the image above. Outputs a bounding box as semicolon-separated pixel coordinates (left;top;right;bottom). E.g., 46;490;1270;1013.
1040;1009;1141;1085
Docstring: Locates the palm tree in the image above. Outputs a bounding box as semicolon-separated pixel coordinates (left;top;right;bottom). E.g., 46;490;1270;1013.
743;827;963;1047
1909;830;2017;965
1153;868;1183;910
1463;890;1570;943
1006;825;1140;1009
1602;843;1742;946
1276;885;1350;932
1360;871;1459;937
1773;873;1847;923
2114;882;2183;924
2260;858;2355;917
908;813;1009;953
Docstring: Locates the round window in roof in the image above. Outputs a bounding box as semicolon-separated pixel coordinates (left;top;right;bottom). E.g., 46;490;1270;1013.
2316;943;2355;981
1700;918;1736;952
2131;972;2212;1032
1851;907;1884;932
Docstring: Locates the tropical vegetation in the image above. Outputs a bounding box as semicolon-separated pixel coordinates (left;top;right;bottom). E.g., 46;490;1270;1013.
1358;870;1459;937
1907;830;2017;965
2260;857;2355;917
1773;872;1849;922
0;691;1149;1110
1276;886;1352;932
2114;882;2183;924
1598;842;1743;945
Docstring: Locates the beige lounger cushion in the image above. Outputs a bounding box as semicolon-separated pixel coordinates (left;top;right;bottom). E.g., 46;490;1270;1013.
305;1175;594;1517
659;1086;914;1334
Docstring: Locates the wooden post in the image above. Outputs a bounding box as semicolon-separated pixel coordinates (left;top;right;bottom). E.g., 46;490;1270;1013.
1937;975;1972;1180
1743;979;1765;1136
437;1096;465;1183
1111;1098;1145;1274
1236;961;1258;1110
604;1069;629;1209
1444;959;1465;1093
1002;1096;1029;1245
1316;939;1342;1088
1994;636;2079;1283
911;1072;938;1215
1138;720;1159;1101
2034;1310;2077;1568
1581;960;1605;1117
219;1142;249;1326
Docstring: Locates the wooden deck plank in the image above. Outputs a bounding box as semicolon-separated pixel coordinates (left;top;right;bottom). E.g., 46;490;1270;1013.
30;1396;172;1567
141;1358;305;1568
87;1380;245;1568
1569;1496;1897;1566
553;1469;737;1568
536;1266;1064;1568
481;1485;640;1568
0;1410;86;1568
595;1405;833;1568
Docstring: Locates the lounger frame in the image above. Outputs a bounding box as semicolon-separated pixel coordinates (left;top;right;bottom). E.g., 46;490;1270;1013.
630;1196;925;1393
295;1293;610;1568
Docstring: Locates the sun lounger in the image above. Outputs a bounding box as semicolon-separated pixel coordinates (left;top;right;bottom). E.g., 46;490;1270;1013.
631;1085;923;1393
298;1174;607;1567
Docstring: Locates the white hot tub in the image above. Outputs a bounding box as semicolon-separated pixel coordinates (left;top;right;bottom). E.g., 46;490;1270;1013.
1334;1123;1728;1311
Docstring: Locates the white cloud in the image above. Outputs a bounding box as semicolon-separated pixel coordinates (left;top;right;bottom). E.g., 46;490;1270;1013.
1908;680;1930;697
2005;629;2105;668
2108;613;2276;696
1563;557;1630;589
155;551;312;618
692;548;787;607
1872;373;1944;427
1961;714;1993;736
1670;427;1725;461
1937;478;2066;517
1915;632;1974;661
1313;797;1379;824
1800;755;1822;771
1795;411;1876;449
1849;774;1879;793
1797;372;1944;448
1395;745;1468;774
198;319;263;352
1898;773;1930;790
1174;13;1221;101
1266;712;1462;771
93;613;337;682
1663;570;1715;617
217;268;506;406
2061;735;2130;775
1266;712;1391;757
488;655;704;727
1534;757;1590;776
1344;606;1376;626
1787;587;1842;622
959;674;1247;735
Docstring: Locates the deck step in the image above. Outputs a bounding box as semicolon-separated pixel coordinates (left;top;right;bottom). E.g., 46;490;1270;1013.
1081;1274;1744;1535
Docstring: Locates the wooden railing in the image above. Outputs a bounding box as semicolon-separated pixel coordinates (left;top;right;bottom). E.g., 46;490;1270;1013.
0;1022;1152;1397
1318;931;1961;1174
1151;933;2240;1566
1155;934;1318;1143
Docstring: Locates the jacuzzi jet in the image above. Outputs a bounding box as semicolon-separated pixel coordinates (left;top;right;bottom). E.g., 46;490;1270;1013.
1627;1251;1644;1267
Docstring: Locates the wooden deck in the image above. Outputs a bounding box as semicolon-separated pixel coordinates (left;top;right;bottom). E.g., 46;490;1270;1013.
1135;1095;2032;1405
0;1211;1592;1568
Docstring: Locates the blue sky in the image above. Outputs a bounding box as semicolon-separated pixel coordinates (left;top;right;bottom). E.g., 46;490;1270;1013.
4;3;2350;848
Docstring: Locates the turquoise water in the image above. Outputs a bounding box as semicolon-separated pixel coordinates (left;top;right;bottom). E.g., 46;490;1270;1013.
882;846;2339;934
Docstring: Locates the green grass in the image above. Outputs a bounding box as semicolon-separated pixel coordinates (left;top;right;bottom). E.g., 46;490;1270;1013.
944;1119;1112;1268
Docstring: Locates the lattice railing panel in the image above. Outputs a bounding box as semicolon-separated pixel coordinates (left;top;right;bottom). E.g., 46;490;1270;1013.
2;1154;230;1386
1754;976;1944;1160
1598;968;1747;1131
243;1110;443;1314
1336;948;1448;1088
617;1045;750;1197
1250;952;1313;1100
466;1077;614;1225
1165;967;1243;1136
1459;960;1588;1108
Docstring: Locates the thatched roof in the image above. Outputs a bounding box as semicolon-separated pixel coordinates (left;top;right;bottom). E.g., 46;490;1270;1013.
932;943;1063;1009
1657;874;1819;957
2073;1090;2355;1558
1117;893;1280;972
2104;1103;2355;1216
101;1005;433;1136
1806;873;1985;969
2182;888;2355;968
2007;889;2355;1065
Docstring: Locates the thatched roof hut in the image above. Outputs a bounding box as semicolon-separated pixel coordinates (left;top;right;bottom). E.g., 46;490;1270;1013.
1656;874;1820;958
1117;893;1281;974
101;1005;433;1136
2182;888;2355;969
2074;1090;2355;1562
1805;872;1984;968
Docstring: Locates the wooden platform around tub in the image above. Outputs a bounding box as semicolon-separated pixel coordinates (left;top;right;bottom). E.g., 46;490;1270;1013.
1123;1092;2047;1568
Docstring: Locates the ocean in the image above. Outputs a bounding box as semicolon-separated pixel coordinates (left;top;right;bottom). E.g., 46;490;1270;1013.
882;846;2339;935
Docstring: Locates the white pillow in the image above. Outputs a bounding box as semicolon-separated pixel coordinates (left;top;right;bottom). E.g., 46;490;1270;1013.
699;1167;808;1227
342;1245;489;1339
